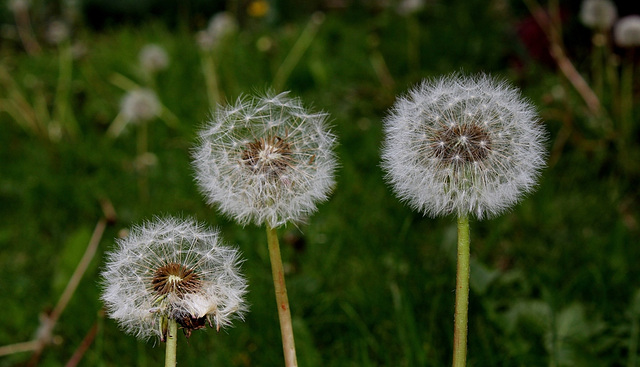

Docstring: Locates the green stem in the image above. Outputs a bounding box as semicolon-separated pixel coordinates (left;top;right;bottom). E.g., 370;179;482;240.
165;319;177;367
590;32;605;99
54;40;78;139
272;12;324;92
137;121;148;157
629;312;639;367
452;215;470;367
201;51;221;107
266;224;298;367
621;49;635;140
407;15;420;74
137;121;149;202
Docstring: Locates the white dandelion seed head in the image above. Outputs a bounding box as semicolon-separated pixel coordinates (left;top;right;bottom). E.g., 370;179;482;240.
101;216;248;340
397;0;425;16
197;12;238;51
139;44;170;73
381;73;547;220
208;12;238;40
46;20;70;45
192;92;338;228
579;0;617;31
614;15;640;48
120;89;161;124
8;0;29;13
196;30;216;51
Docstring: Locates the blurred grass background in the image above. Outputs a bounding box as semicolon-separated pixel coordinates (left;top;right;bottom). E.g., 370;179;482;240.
1;0;639;366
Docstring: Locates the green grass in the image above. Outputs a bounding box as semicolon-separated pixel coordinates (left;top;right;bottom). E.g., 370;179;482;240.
1;1;639;366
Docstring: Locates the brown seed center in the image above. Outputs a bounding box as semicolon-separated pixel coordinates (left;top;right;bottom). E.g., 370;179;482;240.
430;124;492;165
152;262;201;297
241;135;293;176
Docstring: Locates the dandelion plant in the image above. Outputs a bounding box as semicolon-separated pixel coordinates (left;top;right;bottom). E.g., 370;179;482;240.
196;12;238;107
193;92;338;367
614;15;640;144
381;73;546;366
139;44;170;77
101;217;247;367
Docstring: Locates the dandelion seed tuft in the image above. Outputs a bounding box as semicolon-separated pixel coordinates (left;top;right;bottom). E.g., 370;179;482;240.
139;44;169;73
381;73;547;219
101;216;248;340
120;88;161;124
397;0;425;16
579;0;617;31
192;92;338;227
8;0;28;13
46;20;69;45
614;15;640;48
197;12;238;51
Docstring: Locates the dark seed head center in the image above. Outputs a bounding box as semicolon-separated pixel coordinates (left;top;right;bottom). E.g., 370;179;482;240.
152;262;201;297
431;124;492;164
242;135;293;175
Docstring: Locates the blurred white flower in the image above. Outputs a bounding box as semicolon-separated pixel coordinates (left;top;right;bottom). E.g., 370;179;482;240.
120;89;160;123
196;30;216;51
397;0;425;16
579;0;617;31
8;0;29;13
208;12;238;39
193;92;338;227
71;41;88;59
614;15;640;48
197;12;238;51
381;74;547;219
101;217;247;340
139;44;169;73
46;20;69;45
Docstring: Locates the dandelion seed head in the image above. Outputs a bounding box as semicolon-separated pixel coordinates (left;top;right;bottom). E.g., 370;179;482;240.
197;12;238;51
208;12;238;40
8;0;28;13
381;73;547;219
139;44;169;73
579;0;617;31
101;217;248;340
193;92;338;227
46;20;69;45
397;0;425;16
614;15;640;48
120;89;161;124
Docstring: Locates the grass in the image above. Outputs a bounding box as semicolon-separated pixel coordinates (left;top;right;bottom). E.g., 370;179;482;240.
1;1;639;366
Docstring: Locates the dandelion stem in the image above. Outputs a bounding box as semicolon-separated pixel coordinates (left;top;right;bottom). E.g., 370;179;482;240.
13;5;41;56
165;319;177;367
201;51;221;107
590;33;606;99
137;122;149;202
620;49;635;142
54;40;79;139
272;12;324;92
407;15;420;74
266;224;298;367
452;214;470;367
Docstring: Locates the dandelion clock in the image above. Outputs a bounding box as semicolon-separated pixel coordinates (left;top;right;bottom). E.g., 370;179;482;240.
382;74;546;366
193;92;337;367
101;217;247;367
